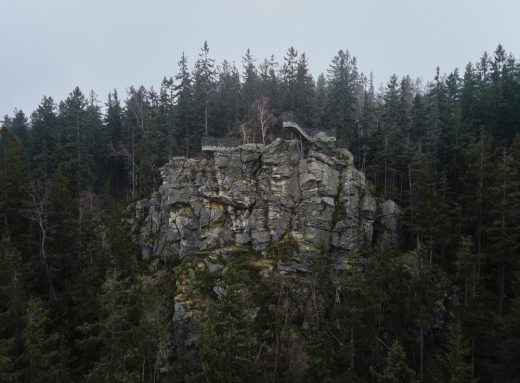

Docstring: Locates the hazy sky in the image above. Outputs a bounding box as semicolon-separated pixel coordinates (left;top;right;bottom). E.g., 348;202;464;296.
1;0;518;118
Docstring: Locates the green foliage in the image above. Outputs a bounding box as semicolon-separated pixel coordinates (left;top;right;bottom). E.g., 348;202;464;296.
371;340;417;383
21;298;64;383
134;279;172;382
0;127;28;244
0;240;25;382
80;270;140;383
326;49;359;143
443;322;473;383
196;264;254;382
1;43;520;382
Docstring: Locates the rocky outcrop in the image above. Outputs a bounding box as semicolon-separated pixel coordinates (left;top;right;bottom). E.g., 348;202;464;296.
132;136;400;273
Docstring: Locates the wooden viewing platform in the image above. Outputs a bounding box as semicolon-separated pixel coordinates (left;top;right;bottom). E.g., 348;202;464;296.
201;114;336;154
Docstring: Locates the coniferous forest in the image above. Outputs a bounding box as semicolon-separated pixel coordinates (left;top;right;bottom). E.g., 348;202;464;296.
2;42;520;382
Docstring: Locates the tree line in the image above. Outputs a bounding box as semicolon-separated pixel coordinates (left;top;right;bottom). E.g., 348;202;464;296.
1;42;520;382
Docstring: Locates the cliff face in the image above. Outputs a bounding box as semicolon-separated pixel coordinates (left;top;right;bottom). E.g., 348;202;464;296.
132;136;399;273
131;136;401;364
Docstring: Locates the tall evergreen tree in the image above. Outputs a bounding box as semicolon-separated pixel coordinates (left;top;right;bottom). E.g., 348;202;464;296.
326;49;359;145
192;41;216;138
104;90;127;199
174;52;194;157
3;109;29;148
0;127;28;242
371;340;416;383
0;239;25;382
241;49;259;120
81;270;139;383
280;46;299;114
30;96;58;177
443;322;473;383
294;53;315;124
21;298;64;383
197;265;253;382
215;60;241;137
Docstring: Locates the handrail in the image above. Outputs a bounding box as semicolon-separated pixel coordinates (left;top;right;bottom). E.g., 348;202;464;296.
281;112;336;140
282;120;311;141
201;136;242;151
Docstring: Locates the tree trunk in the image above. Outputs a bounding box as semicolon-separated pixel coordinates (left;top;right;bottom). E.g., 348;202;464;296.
204;99;208;136
420;323;424;382
76;111;82;258
350;328;355;370
499;147;506;315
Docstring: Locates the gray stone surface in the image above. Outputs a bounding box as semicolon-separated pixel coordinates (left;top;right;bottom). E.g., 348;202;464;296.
131;137;398;273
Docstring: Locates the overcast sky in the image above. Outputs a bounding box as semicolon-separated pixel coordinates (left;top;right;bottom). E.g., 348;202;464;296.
1;0;518;118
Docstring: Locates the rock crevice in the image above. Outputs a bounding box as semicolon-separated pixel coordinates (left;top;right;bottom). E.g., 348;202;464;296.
132;137;400;272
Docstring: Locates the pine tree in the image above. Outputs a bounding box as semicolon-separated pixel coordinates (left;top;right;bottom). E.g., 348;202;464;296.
158;76;176;158
125;85;154;196
241;49;258;120
294;53;315;125
0;239;25;382
280;46;299;114
134;279;172;382
81;270;139;383
215;60;241;137
378;74;400;199
326;249;379;379
67;213;108;378
57;87;93;197
84;90;107;192
192;41;216;139
30;96;58;177
104;90;127;199
3;109;29;148
174;52;194;157
313;73;328;129
371;340;417;383
258;55;279;116
21;298;63;383
356;72;377;172
0;127;28;243
326;49;359;145
197;265;253;382
443;322;473;383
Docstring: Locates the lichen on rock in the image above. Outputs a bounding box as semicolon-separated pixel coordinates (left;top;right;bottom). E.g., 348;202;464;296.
131;136;400;274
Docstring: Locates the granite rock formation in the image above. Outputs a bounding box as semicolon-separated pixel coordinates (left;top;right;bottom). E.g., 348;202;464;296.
132;136;400;273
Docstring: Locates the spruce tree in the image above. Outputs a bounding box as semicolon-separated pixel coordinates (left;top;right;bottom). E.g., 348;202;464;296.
215;60;241;137
241;49;259;120
0;127;28;243
197;265;253;382
443;322;473;383
371;340;416;383
280;46;299;114
294;53;315;125
192;41;216;138
174;53;194;157
21;298;63;383
326;49;359;145
0;239;25;382
81;270;139;383
104;90;127;199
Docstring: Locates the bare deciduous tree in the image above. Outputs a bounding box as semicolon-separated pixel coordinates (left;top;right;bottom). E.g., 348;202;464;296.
251;97;276;146
23;179;56;301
